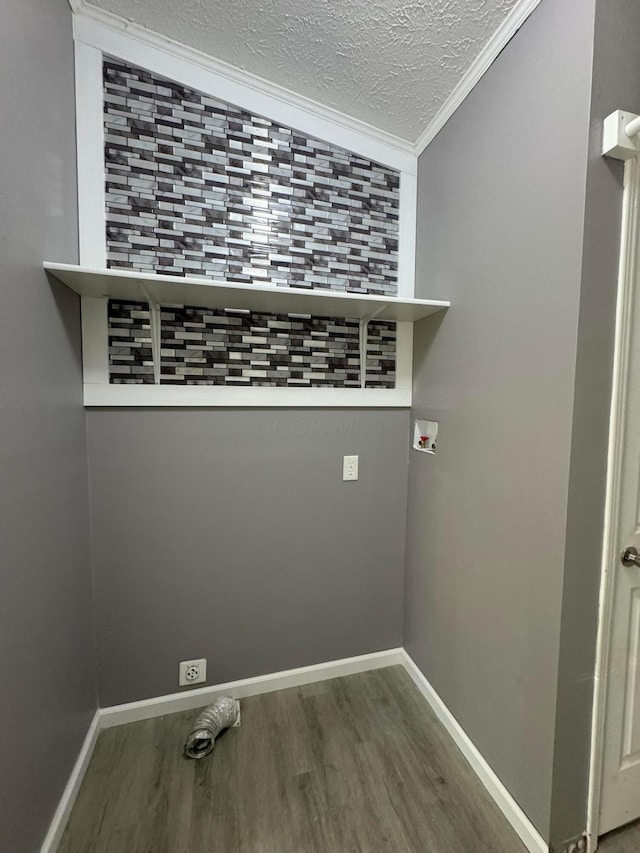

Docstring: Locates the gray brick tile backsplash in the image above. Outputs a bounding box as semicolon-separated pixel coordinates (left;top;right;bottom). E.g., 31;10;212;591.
108;301;395;388
108;300;154;383
103;58;398;390
160;307;361;387
104;57;399;295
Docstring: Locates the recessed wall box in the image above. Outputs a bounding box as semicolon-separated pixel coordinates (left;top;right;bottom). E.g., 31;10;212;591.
413;419;438;454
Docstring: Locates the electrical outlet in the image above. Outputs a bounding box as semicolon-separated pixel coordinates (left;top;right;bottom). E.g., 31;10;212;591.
343;455;359;481
179;658;207;687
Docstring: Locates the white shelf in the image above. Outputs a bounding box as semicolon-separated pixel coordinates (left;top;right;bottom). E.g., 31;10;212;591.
44;263;449;322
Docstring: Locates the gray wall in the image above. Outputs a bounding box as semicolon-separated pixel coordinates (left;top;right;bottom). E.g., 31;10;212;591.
87;409;408;706
550;0;640;847
0;1;96;851
405;0;596;839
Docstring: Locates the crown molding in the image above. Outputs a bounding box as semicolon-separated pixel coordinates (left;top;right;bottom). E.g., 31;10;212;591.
71;1;415;163
414;0;543;156
72;0;543;162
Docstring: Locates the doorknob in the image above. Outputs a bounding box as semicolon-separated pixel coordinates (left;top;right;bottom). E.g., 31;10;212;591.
622;546;640;567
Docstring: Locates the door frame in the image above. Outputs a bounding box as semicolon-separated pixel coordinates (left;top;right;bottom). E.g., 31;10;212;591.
587;144;640;851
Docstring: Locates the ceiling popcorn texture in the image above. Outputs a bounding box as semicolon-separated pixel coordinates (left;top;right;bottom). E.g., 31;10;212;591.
84;0;520;142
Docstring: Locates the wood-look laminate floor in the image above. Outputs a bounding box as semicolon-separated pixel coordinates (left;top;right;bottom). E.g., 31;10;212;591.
60;666;529;852
599;821;640;852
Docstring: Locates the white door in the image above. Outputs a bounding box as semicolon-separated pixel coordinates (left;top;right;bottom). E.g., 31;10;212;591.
599;154;640;836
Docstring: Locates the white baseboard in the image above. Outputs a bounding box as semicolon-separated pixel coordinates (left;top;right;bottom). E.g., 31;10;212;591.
39;710;101;853
400;650;548;853
99;647;404;728
41;649;402;850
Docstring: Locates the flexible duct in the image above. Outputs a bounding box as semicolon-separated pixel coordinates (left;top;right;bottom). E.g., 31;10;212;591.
184;696;240;760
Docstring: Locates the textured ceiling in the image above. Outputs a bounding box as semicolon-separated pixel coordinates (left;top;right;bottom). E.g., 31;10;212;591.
85;0;520;142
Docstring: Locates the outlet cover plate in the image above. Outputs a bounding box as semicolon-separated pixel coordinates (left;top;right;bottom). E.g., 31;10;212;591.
179;658;207;687
343;455;359;481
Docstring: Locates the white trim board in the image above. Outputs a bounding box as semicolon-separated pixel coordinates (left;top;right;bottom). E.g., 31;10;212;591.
414;0;544;155
74;40;105;268
39;710;101;853
400;651;549;853
82;384;412;408
99;648;404;728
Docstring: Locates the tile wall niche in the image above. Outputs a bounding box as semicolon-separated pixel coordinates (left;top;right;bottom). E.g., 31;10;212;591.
107;300;396;388
103;57;399;389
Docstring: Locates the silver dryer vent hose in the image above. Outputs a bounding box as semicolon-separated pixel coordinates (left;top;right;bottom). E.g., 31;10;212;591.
184;696;240;760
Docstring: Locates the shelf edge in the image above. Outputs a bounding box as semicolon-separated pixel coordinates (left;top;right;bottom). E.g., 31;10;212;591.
83;384;412;408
